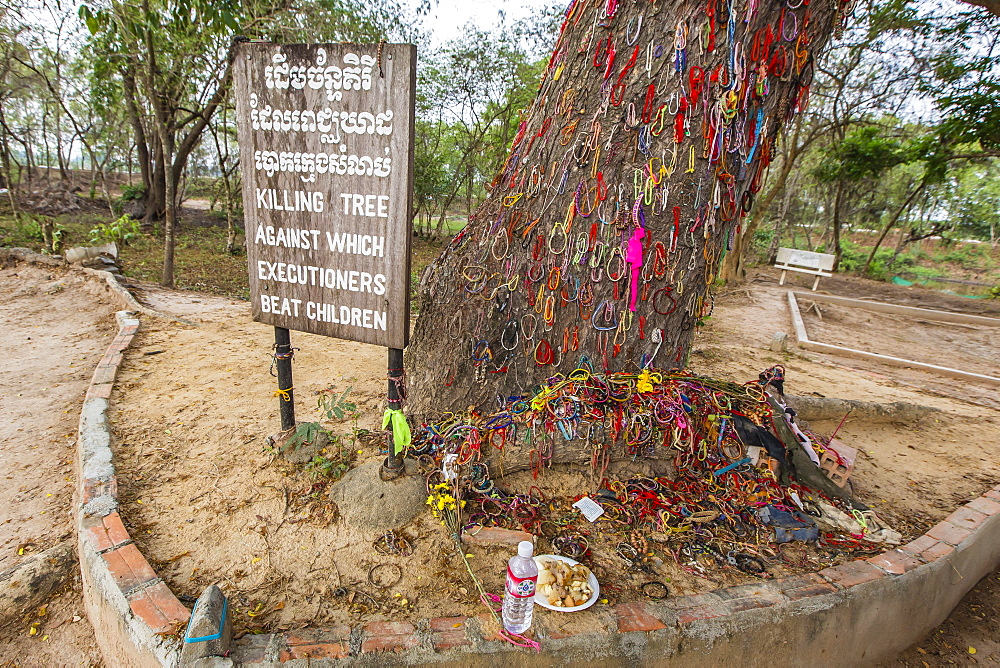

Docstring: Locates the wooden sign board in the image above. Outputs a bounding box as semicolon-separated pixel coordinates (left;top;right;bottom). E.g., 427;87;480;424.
233;42;415;349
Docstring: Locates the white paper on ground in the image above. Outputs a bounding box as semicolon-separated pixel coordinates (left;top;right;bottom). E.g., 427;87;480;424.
573;496;605;522
442;453;459;480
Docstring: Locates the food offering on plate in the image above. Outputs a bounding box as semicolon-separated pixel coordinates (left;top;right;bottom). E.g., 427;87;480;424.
535;555;595;608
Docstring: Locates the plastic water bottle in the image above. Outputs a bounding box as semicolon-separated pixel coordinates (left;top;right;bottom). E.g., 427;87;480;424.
502;540;538;634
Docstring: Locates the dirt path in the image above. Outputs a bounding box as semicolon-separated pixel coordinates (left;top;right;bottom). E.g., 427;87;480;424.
0;260;111;667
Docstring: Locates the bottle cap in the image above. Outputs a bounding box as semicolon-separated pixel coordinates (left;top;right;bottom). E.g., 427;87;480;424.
517;540;533;557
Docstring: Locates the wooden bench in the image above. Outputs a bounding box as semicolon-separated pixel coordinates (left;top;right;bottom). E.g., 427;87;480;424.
775;247;835;291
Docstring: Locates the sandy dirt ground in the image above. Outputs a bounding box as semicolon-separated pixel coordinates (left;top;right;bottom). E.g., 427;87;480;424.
800;301;1000;379
883;570;1000;666
2;256;1000;665
104;268;1000;649
0;261;111;667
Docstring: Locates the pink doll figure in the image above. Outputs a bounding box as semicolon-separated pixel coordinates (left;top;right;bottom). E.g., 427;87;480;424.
625;226;645;312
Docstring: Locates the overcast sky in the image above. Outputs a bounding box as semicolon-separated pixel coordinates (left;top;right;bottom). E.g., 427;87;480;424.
421;0;559;46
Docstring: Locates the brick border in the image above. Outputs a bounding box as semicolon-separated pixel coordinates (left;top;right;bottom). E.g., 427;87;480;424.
73;310;1000;666
76;311;190;667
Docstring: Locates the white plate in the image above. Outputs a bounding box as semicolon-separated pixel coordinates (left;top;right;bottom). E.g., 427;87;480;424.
532;554;600;612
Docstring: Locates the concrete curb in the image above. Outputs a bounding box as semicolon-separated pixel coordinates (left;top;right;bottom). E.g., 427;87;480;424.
74;313;1000;666
788;291;1000;387
76;311;190;668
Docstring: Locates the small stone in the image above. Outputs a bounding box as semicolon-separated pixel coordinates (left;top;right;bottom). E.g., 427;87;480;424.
180;584;232;664
329;459;426;533
72;615;82;623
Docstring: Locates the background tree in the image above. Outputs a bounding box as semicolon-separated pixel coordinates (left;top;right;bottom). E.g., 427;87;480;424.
720;4;922;281
811;124;907;268
407;0;847;418
413;22;547;238
80;0;246;286
720;0;999;282
79;0;416;286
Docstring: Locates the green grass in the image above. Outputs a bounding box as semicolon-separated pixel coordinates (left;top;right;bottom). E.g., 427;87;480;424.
123;225;250;299
1;198;455;308
0;209;106;251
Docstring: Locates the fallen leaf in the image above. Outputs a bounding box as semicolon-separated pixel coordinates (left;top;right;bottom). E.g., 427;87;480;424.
969;647;977;655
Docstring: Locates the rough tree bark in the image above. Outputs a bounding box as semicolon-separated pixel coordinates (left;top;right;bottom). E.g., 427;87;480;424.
409;0;845;418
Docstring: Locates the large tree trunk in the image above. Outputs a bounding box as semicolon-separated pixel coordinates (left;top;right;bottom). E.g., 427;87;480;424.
123;68;154;218
408;0;844;418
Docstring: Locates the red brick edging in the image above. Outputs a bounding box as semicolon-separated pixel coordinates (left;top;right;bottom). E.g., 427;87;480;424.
76;311;1000;667
76;311;192;667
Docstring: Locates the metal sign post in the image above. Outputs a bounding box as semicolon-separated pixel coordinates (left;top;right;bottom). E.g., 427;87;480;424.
381;347;405;479
273;327;296;431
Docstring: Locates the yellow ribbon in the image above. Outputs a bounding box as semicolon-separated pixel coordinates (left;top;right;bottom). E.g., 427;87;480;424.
272;387;292;401
636;370;654;393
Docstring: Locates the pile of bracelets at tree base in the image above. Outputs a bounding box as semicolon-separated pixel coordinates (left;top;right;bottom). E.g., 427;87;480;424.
409;366;900;598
